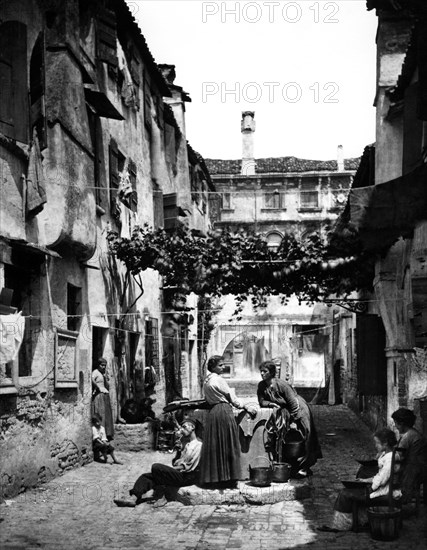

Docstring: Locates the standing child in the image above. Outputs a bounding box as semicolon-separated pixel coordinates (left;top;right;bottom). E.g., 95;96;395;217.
92;415;123;465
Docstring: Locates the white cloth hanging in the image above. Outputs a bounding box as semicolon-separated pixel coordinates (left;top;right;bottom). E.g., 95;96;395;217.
0;312;25;363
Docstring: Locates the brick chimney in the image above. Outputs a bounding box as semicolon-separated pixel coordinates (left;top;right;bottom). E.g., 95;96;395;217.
241;111;256;176
337;144;345;172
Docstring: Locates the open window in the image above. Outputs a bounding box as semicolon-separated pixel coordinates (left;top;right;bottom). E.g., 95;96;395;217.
0;21;28;143
0;254;43;391
143;72;152;132
30;32;47;149
145;317;160;377
67;283;82;333
163;193;187;231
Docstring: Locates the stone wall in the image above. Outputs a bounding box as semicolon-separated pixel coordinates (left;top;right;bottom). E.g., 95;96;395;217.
0;386;92;499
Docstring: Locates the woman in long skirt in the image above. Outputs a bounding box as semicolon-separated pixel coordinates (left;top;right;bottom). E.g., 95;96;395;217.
257;360;322;477
200;356;256;488
92;357;114;440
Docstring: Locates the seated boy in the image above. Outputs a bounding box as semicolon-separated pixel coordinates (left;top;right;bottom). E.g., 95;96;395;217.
92;414;123;465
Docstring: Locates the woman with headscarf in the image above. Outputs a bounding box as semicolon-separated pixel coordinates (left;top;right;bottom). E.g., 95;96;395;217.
392;407;427;504
257;360;322;477
199;355;256;488
92;357;114;440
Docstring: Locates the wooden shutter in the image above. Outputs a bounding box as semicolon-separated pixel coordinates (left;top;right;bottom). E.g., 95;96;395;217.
153;181;164;229
163;193;179;230
128;159;138;212
143;73;152;131
157;98;164;131
356;314;387;395
403;83;424;174
97;8;117;67
0;22;28;143
30;32;47;149
109;138;119;210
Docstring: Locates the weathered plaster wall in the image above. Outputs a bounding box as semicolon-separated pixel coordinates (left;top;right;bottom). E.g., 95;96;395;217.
0;252;93;498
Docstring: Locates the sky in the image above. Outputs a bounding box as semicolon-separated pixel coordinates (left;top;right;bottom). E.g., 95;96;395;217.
128;1;378;161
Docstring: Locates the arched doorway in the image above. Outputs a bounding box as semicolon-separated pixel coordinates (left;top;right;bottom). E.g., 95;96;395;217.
222;332;270;380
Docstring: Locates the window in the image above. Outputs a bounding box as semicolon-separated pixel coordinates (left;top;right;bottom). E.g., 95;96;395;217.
145;318;160;376
0;21;28;143
163;193;187;231
1;261;41;384
92;326;107;370
300;181;319;209
96;7;118;67
30;33;46;149
221;192;233;210
263;191;284;210
266;232;283;253
67;283;82;332
87;105;104;208
143;72;152;132
128;159;138;212
109;139;126;216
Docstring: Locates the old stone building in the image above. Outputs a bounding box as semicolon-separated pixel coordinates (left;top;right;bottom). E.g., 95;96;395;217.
205;112;358;400
0;0;213;497
335;0;427;434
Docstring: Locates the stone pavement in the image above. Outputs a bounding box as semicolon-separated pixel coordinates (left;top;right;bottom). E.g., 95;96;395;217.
1;405;426;550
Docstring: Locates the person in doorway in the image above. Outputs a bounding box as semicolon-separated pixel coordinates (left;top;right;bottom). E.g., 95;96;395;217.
92;415;123;465
92;357;114;440
392;407;427;507
199;355;257;489
318;428;400;532
114;419;202;508
257;360;322;478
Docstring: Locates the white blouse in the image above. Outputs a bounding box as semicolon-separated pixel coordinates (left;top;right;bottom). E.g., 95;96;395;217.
203;372;242;408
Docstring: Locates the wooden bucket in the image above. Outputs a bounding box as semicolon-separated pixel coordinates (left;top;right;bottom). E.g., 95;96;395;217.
367;506;400;541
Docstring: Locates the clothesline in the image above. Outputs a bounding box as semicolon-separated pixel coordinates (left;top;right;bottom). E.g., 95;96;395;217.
4;295;405;322
40;180;337;195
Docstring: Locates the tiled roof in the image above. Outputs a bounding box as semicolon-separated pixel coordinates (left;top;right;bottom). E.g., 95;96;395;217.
205;156;360;175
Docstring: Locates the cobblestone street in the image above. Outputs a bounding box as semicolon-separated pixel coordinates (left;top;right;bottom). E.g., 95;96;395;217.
1;405;426;550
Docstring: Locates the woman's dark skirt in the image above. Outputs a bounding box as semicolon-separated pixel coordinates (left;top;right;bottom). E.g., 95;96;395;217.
265;396;322;471
199;402;241;484
92;393;114;439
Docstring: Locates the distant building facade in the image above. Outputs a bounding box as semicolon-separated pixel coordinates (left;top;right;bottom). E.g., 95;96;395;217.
205;112;358;399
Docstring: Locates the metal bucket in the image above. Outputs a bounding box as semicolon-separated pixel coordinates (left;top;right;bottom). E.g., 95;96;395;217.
249;456;272;487
272;462;291;483
283;428;306;461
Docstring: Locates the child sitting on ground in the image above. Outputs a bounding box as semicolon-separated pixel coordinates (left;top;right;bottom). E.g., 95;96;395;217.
92;414;123;465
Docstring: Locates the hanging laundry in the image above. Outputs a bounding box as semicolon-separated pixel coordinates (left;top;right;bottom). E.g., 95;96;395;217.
117;44;138;109
118;157;133;208
0;312;25;363
26;127;47;217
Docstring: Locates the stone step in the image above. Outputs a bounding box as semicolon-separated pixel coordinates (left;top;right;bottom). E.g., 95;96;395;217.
114;422;158;452
176;479;313;505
